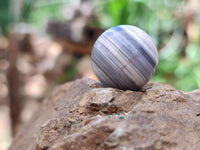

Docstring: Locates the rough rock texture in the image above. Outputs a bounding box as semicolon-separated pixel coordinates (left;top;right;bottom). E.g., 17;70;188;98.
9;78;200;150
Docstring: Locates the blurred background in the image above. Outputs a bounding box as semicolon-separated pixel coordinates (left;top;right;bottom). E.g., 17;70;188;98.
0;0;199;149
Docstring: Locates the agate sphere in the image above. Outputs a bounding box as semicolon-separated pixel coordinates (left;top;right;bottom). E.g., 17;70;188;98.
91;25;158;90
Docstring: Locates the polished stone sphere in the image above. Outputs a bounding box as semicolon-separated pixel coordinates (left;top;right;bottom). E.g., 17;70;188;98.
91;25;158;90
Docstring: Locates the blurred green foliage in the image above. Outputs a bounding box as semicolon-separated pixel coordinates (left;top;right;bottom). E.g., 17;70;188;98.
28;2;64;26
0;0;200;91
0;0;13;35
97;0;182;46
0;0;64;34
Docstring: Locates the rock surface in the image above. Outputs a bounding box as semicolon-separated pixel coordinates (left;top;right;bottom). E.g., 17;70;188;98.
9;78;200;150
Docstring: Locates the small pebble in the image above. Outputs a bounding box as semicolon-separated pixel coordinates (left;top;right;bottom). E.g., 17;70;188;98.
119;116;124;120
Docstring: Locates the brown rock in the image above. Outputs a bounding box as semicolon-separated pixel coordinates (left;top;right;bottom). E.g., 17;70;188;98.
9;78;200;150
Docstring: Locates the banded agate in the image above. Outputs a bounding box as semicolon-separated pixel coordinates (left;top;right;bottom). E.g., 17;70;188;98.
91;25;158;90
